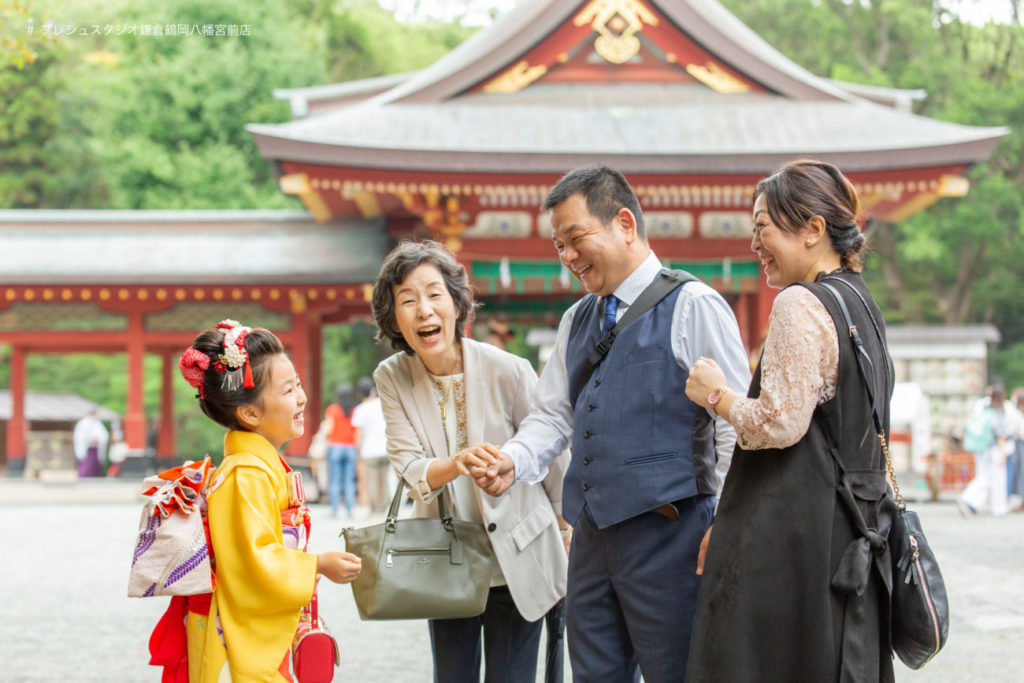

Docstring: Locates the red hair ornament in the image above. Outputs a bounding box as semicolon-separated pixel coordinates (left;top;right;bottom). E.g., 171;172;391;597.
179;348;211;398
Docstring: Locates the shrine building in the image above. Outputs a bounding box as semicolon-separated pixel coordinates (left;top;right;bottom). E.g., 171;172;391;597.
249;0;1005;346
0;0;1006;475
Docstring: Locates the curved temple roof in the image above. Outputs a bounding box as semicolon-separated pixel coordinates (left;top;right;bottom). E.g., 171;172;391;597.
248;0;1006;176
0;211;387;284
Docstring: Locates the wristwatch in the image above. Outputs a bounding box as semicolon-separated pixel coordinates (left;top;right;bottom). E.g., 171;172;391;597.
707;388;726;412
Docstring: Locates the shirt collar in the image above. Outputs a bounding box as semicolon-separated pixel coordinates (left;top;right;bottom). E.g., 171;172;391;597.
611;252;663;306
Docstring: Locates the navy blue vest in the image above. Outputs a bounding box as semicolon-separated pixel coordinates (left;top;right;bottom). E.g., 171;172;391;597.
563;279;717;528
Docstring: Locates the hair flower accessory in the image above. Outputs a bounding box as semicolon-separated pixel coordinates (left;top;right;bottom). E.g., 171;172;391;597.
214;319;255;392
179;348;211;398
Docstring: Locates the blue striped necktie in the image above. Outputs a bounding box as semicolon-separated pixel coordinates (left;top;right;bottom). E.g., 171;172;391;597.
602;295;619;336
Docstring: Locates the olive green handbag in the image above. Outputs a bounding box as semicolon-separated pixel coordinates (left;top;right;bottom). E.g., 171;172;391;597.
341;468;494;620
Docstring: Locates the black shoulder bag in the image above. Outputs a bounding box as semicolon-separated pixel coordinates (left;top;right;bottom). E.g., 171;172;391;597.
572;269;697;399
820;280;949;670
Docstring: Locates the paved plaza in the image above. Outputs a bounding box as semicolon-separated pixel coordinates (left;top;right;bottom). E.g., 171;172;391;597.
1;478;1022;682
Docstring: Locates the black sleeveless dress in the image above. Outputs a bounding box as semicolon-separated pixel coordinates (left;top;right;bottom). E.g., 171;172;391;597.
687;272;897;683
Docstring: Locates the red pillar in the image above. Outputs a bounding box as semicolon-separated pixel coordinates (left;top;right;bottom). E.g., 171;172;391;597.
158;351;176;458
309;314;323;437
734;293;751;351
754;282;778;350
286;308;311;456
124;312;147;450
5;345;27;474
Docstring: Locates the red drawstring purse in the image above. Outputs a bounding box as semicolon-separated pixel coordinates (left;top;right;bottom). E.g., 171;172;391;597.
292;590;339;683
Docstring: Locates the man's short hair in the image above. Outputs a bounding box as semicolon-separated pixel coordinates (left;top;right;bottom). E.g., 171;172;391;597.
542;165;645;239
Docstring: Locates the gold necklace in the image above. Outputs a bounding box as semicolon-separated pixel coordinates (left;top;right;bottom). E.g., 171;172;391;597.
430;373;467;450
431;375;454;420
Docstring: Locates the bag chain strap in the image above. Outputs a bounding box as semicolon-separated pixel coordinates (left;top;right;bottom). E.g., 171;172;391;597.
877;431;903;508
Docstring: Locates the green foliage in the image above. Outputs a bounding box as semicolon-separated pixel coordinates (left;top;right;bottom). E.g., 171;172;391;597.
0;4;77;208
68;0;323;209
0;1;58;69
294;0;474;81
991;341;1024;393
320;322;392;406
3;0;476;209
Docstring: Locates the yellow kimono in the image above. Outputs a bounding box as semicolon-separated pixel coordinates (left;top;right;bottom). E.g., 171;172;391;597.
187;430;318;682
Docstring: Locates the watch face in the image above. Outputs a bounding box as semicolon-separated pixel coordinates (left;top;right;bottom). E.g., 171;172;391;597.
708;389;723;405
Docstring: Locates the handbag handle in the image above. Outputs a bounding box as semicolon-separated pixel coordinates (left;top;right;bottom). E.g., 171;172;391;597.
819;280;904;508
310;589;320;629
385;461;456;533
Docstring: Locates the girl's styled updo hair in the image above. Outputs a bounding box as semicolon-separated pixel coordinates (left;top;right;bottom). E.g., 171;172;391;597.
179;324;285;430
754;159;866;269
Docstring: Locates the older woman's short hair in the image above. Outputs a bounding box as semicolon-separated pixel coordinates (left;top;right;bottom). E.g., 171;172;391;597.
372;240;476;354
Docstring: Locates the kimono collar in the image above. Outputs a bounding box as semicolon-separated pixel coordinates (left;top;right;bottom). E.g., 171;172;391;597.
223;430;282;470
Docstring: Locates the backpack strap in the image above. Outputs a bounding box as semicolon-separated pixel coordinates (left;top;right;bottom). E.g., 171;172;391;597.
573;269;697;399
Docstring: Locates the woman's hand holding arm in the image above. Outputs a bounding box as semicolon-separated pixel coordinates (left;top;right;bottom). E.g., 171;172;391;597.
685;357;738;421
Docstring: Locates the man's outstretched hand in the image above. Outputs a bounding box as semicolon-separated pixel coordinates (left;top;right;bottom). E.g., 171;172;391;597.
469;449;516;497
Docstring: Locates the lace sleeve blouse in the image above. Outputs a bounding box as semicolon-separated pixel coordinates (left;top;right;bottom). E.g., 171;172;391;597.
728;285;839;450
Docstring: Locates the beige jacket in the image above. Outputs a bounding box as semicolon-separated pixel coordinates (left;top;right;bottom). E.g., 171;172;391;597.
374;338;568;621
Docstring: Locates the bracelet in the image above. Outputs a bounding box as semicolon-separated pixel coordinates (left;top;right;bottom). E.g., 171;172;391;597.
560;528;572;538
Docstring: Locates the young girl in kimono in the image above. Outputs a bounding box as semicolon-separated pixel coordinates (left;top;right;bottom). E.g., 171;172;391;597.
174;320;361;682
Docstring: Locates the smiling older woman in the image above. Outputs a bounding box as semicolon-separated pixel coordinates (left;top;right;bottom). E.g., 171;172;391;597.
370;240;570;682
684;160;898;682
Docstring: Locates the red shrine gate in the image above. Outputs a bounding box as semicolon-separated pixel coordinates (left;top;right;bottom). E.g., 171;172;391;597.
0;211;387;476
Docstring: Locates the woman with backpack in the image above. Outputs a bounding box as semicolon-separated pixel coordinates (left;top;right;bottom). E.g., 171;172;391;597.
959;382;1013;517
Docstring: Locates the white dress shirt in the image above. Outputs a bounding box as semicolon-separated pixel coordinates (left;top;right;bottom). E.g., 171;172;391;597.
503;252;752;496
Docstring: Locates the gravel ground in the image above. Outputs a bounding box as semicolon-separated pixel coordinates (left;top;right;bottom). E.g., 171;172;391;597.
1;480;1021;682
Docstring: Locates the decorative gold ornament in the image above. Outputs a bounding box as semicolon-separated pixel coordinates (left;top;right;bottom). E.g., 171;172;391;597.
685;61;751;93
574;0;659;65
483;60;548;94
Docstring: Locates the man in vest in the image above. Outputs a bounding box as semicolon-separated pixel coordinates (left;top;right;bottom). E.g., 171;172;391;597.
471;165;750;682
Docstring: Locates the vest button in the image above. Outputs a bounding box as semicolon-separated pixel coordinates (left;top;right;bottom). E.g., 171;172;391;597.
588;404;595;412
583;457;591;465
584;430;591;438
487;523;496;532
594;380;601;387
583;482;591;491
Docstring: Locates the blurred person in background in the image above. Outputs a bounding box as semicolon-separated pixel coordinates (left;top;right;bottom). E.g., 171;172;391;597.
325;384;358;518
959;381;1013;517
1009;388;1024;511
351;376;391;513
73;409;108;477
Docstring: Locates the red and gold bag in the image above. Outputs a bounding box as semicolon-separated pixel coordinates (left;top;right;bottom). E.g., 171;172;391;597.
292;591;339;683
